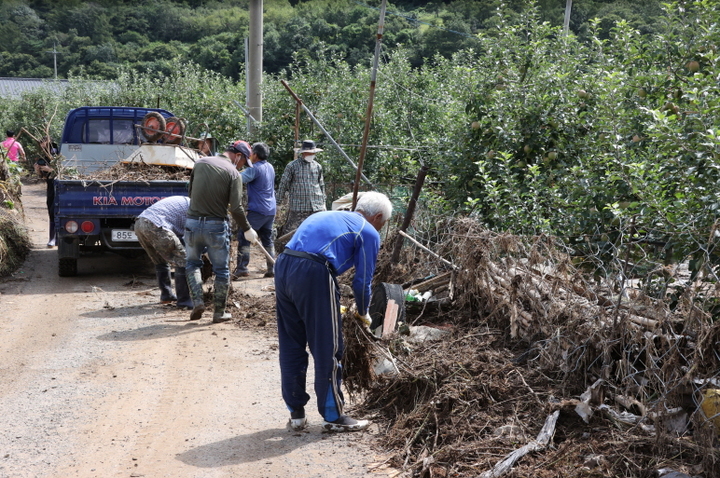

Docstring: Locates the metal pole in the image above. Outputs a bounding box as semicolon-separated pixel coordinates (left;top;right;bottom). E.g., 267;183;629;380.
352;0;387;210
563;0;573;36
233;100;258;123
248;0;263;132
280;80;372;186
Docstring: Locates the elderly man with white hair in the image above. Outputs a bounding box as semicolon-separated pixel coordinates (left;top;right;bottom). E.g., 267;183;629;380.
274;191;393;433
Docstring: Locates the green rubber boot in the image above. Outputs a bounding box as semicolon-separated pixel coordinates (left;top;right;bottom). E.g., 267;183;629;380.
186;268;205;320
212;280;232;323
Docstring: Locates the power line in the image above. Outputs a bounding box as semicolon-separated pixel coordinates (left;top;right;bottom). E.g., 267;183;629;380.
293;139;430;151
336;144;429;151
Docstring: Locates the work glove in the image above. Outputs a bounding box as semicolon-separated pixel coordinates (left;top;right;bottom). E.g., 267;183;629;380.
354;311;372;328
244;228;259;244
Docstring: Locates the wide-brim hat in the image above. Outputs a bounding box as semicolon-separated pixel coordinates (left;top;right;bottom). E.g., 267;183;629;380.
297;139;323;154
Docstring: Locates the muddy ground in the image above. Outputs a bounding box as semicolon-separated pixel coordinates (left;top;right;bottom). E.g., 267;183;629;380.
0;180;395;478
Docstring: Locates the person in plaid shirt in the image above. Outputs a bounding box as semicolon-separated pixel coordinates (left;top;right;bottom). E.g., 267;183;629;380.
276;140;327;244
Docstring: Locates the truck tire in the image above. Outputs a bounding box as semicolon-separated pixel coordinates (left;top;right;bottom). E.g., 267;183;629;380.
141;112;166;143
58;257;78;277
163;117;186;144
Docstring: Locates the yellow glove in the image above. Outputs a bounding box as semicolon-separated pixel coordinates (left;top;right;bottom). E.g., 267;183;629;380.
354;312;372;327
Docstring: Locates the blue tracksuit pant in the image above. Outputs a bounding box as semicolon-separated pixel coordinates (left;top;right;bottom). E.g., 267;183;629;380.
275;252;344;422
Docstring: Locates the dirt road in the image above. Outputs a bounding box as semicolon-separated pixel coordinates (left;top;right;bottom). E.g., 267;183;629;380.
0;181;389;478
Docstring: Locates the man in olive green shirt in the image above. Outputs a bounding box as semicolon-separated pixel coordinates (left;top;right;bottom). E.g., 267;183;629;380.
185;140;258;323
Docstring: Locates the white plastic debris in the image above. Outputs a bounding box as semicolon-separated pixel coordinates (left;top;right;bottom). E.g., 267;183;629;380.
406;325;449;344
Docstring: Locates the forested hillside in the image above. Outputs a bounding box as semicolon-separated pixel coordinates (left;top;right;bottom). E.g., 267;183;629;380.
1;0;662;79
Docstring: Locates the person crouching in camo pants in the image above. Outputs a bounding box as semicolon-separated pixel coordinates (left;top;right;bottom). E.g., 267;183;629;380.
135;195;193;309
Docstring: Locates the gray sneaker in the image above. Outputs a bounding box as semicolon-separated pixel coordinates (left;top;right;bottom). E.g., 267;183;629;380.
322;415;369;432
288;416;308;431
288;407;307;431
212;312;232;324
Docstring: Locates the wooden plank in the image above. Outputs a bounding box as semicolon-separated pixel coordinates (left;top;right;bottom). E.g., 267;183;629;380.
382;299;399;337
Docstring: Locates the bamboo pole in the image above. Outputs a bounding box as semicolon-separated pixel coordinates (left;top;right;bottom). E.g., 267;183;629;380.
294;102;300;160
280;80;372;186
391;163;429;263
412;272;452;293
352;0;388;210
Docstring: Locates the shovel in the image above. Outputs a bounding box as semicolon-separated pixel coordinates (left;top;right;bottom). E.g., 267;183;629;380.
255;241;275;265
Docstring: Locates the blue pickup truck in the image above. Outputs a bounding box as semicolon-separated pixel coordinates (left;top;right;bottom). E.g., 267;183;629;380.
55;106;192;276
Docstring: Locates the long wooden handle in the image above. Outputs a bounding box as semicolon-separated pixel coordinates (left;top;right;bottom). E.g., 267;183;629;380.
255;242;276;265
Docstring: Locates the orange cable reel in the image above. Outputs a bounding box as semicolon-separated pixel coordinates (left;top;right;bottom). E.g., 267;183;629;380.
141;112;166;143
163;117;186;144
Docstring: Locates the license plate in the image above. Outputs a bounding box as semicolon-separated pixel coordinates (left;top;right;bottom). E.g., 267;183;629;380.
112;229;137;242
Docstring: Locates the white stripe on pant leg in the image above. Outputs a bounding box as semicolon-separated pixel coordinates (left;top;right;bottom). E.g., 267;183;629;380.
328;271;344;417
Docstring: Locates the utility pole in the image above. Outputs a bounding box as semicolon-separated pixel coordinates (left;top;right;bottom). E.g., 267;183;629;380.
45;41;61;79
245;37;251;134
248;0;263;133
563;0;573;36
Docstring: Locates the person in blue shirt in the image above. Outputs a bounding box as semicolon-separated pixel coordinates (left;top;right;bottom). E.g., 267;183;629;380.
274;191;393;432
233;142;277;279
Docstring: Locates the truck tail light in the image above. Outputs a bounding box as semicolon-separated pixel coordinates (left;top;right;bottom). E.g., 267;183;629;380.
65;220;79;233
81;221;95;234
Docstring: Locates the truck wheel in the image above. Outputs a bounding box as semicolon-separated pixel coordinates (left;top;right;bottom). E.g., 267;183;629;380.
141;112;166;143
163;117;186;144
58;257;78;277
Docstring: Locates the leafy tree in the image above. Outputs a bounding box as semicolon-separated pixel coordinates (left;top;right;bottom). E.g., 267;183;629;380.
84;43;117;64
189;34;236;74
57;3;112;44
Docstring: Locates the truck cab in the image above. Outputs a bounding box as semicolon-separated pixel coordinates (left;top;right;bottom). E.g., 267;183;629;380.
60;106;175;174
55;106;191;276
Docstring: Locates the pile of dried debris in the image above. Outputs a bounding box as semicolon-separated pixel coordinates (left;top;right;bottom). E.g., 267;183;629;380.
0;160;30;277
347;218;719;478
59;161;191;181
